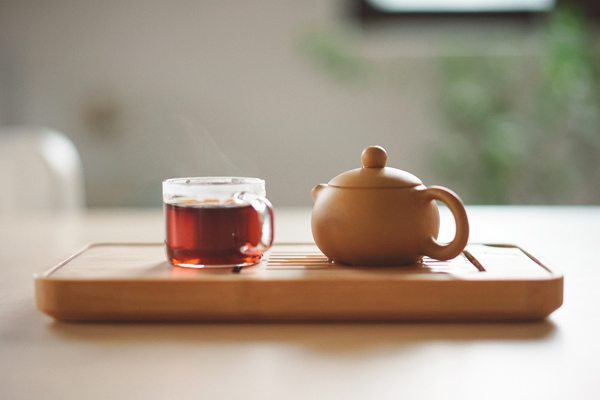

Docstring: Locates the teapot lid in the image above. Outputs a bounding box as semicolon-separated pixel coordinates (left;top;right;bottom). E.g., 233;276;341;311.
328;146;422;188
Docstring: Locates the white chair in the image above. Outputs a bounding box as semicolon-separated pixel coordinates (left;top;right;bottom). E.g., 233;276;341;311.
0;126;85;212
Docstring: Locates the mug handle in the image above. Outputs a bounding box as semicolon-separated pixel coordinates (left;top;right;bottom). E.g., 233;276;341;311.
420;186;469;261
234;192;275;254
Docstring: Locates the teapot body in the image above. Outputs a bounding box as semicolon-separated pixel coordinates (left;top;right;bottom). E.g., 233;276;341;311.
311;184;440;265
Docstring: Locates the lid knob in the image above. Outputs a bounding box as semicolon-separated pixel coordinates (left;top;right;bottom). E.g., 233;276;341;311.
361;146;387;168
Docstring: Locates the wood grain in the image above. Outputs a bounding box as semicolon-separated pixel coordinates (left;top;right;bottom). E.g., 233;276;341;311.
34;243;563;322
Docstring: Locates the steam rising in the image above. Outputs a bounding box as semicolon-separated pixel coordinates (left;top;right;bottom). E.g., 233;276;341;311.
170;117;261;179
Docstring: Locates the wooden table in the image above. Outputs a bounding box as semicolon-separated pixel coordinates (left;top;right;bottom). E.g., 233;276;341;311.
1;206;599;399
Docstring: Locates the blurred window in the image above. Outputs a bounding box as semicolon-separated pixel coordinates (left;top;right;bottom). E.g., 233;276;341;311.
354;0;600;22
368;0;555;13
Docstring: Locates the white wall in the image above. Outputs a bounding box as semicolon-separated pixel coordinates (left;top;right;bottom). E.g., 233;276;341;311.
0;1;539;207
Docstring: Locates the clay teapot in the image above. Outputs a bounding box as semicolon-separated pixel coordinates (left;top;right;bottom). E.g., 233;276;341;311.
311;146;469;266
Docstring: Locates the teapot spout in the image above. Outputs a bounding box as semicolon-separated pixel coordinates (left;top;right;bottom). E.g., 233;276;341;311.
311;184;327;203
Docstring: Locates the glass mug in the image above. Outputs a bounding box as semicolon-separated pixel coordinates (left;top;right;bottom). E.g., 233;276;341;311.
163;177;274;268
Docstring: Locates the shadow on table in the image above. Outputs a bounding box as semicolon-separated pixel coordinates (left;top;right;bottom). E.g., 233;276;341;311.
46;318;557;354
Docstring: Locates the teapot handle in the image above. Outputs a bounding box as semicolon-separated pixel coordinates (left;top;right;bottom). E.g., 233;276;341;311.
421;186;469;261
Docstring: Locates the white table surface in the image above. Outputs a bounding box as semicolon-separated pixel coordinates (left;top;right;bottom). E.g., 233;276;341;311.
1;206;599;399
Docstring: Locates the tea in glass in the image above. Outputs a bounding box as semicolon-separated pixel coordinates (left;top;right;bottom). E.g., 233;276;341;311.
163;177;274;268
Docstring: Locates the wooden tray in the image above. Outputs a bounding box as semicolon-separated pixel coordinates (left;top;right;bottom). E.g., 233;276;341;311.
34;242;563;322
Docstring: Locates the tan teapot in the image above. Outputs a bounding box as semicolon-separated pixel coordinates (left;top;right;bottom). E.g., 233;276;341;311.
311;145;469;266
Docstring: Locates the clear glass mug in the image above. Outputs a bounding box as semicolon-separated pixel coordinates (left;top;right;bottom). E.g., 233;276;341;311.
162;177;274;268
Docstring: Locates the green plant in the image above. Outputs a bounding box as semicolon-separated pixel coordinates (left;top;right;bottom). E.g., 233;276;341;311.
436;3;600;204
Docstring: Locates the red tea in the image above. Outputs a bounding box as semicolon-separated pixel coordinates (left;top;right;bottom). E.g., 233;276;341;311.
165;202;262;267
